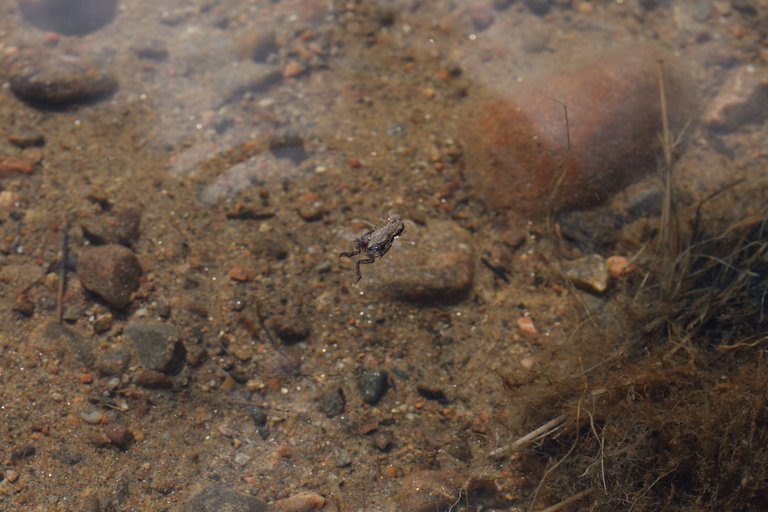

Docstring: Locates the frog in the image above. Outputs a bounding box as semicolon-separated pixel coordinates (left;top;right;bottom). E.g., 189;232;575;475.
339;212;405;284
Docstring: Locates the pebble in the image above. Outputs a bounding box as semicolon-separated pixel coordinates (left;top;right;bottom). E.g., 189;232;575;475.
125;321;186;373
134;369;174;389
363;220;474;301
79;410;104;424
561;254;609;293
0;156;35;175
371;430;395;452
8;128;45;149
318;387;346;418
17;0;117;35
9;49;118;107
105;424;134;450
5;470;19;484
95;349;130;376
236;29;278;63
467;3;495;31
77;244;142;309
80;208;142;247
133;39;169;61
188;485;266;512
275;491;326;512
358;370;388;405
266;313;310;344
606;255;632;279
524;0;554;16
397;469;466;512
464;47;697;215
704;66;768;132
517;316;538;338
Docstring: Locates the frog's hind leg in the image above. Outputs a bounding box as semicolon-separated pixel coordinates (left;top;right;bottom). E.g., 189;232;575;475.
353;254;376;284
339;249;361;260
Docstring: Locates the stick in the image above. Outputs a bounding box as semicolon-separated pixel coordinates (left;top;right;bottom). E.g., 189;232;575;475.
56;218;69;323
533;488;593;512
489;413;568;459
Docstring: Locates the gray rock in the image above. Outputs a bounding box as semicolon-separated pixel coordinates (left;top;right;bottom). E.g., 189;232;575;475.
358;370;388;405
9;49;118;107
188;485;266;512
126;321;186;373
362;220;474;301
561;254;609;294
77;244;141;309
704;66;768;132
318;387;346;418
18;0;117;35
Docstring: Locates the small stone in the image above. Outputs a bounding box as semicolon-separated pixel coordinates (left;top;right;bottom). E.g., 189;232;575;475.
105;424;134;450
364;220;474;301
126;321;186;373
606;255;633;279
80;410;103;424
524;0;553;15
0;156;34;175
398;469;466;512
53;448;84;465
275;491;325;512
236;30;278;63
92;312;113;333
9;49;118;106
134;369;174;389
577;2;594;14
283;60;303;78
266;314;310;344
8;128;45;148
5;470;19;483
371;430;395;452
77;244;141;309
467;4;495;31
318;387;346;418
133;40;169;61
18;0;117;35
95;349;130;376
80;208;142;247
359;370;388;405
704;66;768;132
517;317;538;338
80;494;100;512
561;254;609;293
188;485;266;512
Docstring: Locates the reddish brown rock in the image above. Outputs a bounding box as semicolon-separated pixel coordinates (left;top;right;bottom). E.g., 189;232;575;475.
464;47;697;216
77;244;142;309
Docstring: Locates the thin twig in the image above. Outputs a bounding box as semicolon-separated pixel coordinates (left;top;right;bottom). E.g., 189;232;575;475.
533;488;594;512
56;218;70;323
489;413;568;459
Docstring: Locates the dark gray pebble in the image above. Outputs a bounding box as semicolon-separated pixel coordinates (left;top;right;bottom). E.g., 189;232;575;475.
359;370;388;405
18;0;117;35
77;244;141;310
9;50;118;107
53;448;84;465
318;387;346;417
133;40;169;61
188;485;266;512
524;0;553;15
371;430;395;452
126;321;186;373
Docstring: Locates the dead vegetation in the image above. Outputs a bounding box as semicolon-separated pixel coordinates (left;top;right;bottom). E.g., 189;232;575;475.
508;64;768;512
